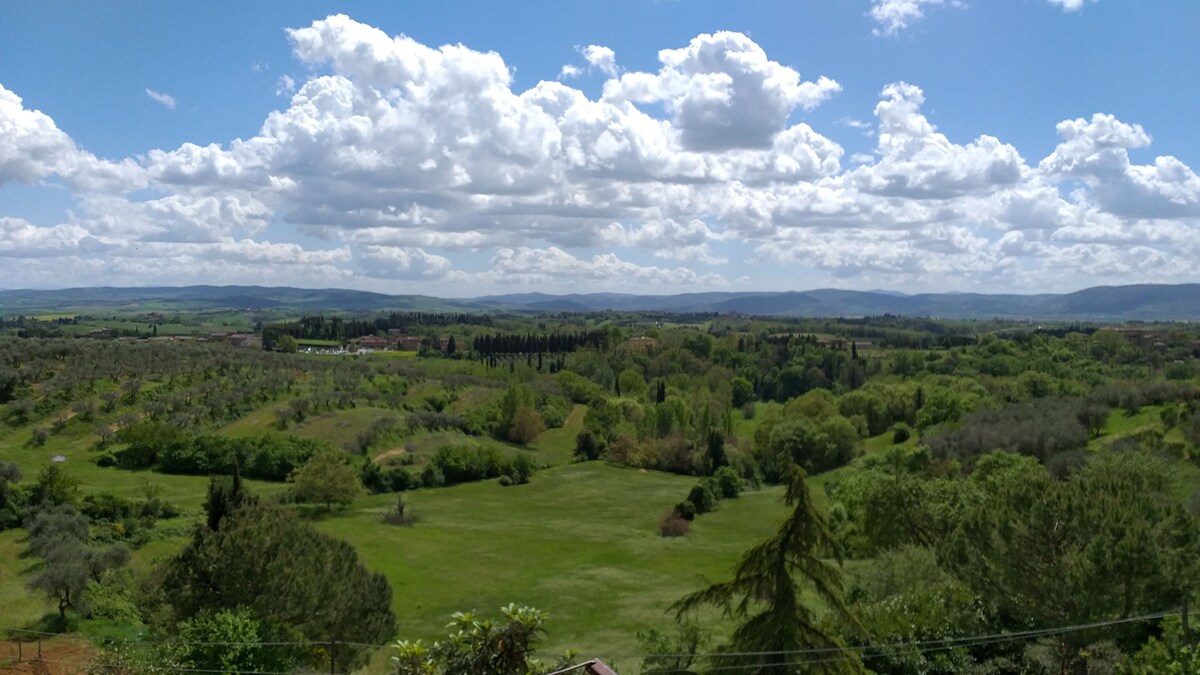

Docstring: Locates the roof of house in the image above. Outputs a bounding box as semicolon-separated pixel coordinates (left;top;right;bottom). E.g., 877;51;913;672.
547;659;619;675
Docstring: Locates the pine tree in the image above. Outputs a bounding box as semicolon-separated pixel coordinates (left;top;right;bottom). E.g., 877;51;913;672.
673;465;864;674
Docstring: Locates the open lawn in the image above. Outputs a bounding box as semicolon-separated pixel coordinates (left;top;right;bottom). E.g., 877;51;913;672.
530;404;586;465
0;452;793;672
320;462;789;670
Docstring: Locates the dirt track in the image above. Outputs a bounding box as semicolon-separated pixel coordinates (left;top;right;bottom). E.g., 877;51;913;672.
0;639;96;674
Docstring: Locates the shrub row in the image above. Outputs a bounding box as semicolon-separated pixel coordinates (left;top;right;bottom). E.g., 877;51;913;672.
104;422;327;481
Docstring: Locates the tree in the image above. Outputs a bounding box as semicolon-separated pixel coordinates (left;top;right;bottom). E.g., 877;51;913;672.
1077;400;1110;438
159;500;396;672
710;466;743;500
274;335;299;353
731;377;755;408
705;428;728;474
0;462;23;530
573;429;603;461
289;447;364;510
204;473;249;532
507;406;545;446
164;608;290;674
498;384;537;440
29;537;92;621
765;418;856;479
29;464;80;508
639;621;709;675
687;482;716;515
829;448;961;552
673;465;864;674
618;368;648;399
26;504;129;623
941;452;1200;673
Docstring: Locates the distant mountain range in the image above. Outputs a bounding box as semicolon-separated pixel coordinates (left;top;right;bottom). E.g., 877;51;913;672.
1;283;1198;321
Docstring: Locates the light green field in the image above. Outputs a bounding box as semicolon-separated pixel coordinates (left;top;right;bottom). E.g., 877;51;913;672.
321;462;788;669
0;396;794;671
530;404;586;465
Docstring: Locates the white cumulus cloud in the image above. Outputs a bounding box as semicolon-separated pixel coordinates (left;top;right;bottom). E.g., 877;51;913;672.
0;15;1195;294
581;44;618;77
145;89;176;110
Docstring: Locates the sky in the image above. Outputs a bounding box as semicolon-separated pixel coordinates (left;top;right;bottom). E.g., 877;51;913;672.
1;1;1198;296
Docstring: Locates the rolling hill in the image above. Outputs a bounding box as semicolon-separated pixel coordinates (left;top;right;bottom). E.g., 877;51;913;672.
1;283;1197;320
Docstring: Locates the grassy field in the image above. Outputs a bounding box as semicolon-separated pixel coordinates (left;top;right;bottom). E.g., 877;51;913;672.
530;404;586;465
4;381;1192;672
322;462;789;670
0;391;793;671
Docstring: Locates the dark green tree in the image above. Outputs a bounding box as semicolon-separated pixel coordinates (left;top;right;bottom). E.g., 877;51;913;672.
29;464;80;508
0;462;23;529
673;465;864;674
573;429;603;461
159;501;396;672
941;452;1200;672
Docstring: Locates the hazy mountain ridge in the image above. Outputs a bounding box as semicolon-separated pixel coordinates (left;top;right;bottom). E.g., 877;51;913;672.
1;284;1197;320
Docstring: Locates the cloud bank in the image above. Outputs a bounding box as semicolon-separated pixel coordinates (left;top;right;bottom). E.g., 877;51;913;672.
1;13;1195;294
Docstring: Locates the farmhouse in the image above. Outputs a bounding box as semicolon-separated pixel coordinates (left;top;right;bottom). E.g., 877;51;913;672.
354;335;390;351
628;336;658;350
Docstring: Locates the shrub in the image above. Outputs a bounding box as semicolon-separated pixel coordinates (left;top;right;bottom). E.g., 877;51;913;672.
892;424;911;444
687;483;716;515
710;466;743;499
506;454;536;485
673;500;697;521
420;465;445;488
382;496;418;526
573;429;603;461
659;511;691;537
407;411;466;433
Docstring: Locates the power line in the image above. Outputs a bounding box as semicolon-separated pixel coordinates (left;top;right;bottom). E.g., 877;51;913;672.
587;608;1178;663
0;607;1178;669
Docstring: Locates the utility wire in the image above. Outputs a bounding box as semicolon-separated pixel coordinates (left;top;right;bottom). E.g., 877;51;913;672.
578;607;1178;663
0;607;1177;669
645;610;1177;673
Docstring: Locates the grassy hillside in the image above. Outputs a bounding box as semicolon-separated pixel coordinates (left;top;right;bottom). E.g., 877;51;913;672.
318;463;788;668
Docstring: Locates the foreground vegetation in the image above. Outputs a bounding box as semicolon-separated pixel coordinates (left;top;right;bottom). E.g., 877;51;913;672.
1;309;1199;673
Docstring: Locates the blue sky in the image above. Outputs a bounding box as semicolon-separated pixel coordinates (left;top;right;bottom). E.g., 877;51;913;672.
1;1;1197;294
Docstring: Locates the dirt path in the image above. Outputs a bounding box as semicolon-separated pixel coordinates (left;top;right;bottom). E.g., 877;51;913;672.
372;447;408;463
0;639;96;674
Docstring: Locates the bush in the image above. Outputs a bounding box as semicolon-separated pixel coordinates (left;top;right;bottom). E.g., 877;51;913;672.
420;465;445;488
407;411;466;433
659;512;691;537
710;466;743;499
428;445;538;487
924;398;1091;464
673;500;697;521
539;396;570;428
573;429;603;461
382;496;418;526
687;483;716;515
892;425;911;444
